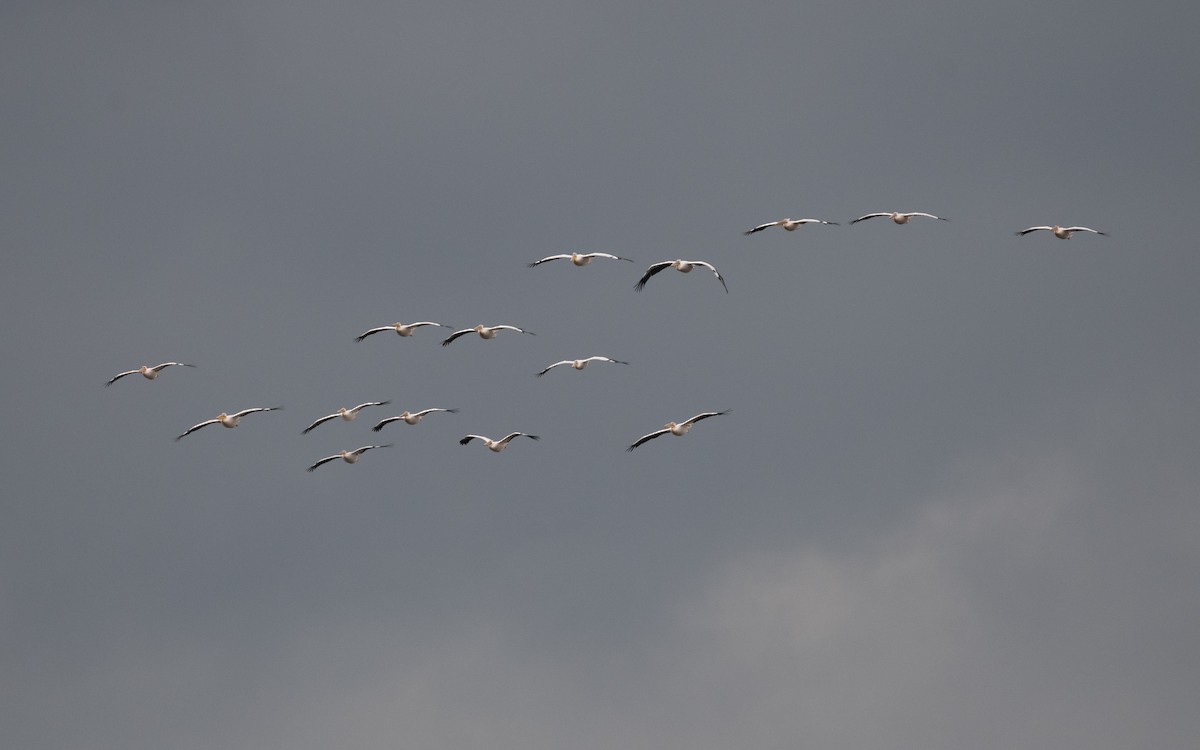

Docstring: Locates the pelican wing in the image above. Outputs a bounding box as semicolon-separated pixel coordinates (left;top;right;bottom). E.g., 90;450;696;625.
850;213;890;224
413;407;457;417
537;360;572;376
372;417;402;432
498;432;539;446
350;401;390;413
627;428;670;451
491;325;532;335
350;444;391;457
588;356;629;365
905;212;947;221
1016;226;1052;236
588;252;634;262
306;454;342;472
528;254;572;268
303;413;339;434
459;435;488;445
693;261;729;293
1063;226;1106;235
150;362;194;373
175;418;219;441
634;261;674;291
743;220;782;235
105;369;139;386
232;406;279;419
682;409;731;427
355;326;392;341
441;328;474;346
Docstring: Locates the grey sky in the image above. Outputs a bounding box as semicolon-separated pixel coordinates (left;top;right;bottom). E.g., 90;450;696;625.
3;1;1199;748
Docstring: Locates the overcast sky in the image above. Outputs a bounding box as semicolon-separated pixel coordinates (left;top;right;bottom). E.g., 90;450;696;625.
3;1;1199;748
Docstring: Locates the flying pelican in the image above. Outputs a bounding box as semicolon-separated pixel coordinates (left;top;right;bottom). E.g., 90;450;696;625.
459;432;540;452
303;401;391;434
442;325;534;346
743;218;839;235
355;321;451;342
307;444;392;472
372;408;459;431
635;259;728;293
627;410;730;451
1016;225;1107;239
850;211;948;225
528;252;634;268
106;362;195;386
537;356;629;377
176;406;282;441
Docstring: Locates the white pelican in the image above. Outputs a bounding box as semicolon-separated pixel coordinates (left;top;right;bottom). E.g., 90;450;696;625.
459;432;540;452
627;410;730;451
303;401;391;434
537;356;629;377
372;408;459;431
1016;225;1107;239
176;406;282;441
442;324;534;346
106;362;195;386
743;218;838;235
355;321;451;342
850;211;948;225
528;252;634;268
307;444;392;472
635;259;728;293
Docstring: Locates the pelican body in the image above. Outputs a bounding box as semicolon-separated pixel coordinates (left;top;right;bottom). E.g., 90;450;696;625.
176;406;282;441
442;325;533;346
106;362;195;386
1016;225;1107;239
459;432;540;452
373;408;459;431
355;322;450;342
635;259;728;293
307;444;392;472
627;410;729;451
850;211;947;225
528;252;634;268
303;401;391;434
743;218;838;235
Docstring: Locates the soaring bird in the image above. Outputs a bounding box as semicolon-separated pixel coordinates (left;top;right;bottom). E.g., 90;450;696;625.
528;252;634;267
442;325;534;346
307;444;392;472
176;406;282;441
537;356;629;377
372;408;459;431
627;410;730;451
459;432;540;452
106;362;195;386
355;321;451;342
1016;225;1107;239
303;401;391;434
850;211;948;225
635;259;728;293
743;218;838;235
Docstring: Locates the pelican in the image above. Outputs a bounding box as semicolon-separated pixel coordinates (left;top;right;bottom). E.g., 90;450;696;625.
355;321;451;342
459;432;540;452
537;356;629;377
307;444;392;472
303;401;391;434
1016;225;1107;239
743;218;839;235
850;211;948;225
176;406;282;441
373;408;459;431
627;410;730;451
106;362;195;386
528;252;634;268
442;325;534;346
635;259;728;293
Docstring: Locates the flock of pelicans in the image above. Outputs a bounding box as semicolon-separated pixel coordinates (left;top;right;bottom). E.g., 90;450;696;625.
106;213;1107;471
